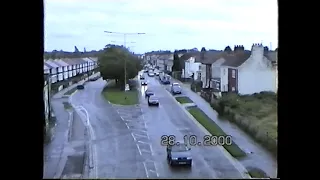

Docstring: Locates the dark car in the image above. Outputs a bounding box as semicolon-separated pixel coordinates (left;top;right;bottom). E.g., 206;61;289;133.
145;89;154;97
148;95;159;106
167;142;192;167
171;85;182;94
77;85;84;90
140;75;145;80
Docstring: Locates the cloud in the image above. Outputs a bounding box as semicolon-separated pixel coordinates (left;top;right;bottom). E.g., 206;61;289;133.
45;0;278;53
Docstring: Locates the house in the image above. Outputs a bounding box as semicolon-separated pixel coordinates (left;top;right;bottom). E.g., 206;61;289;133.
202;44;277;95
88;57;98;70
62;59;78;77
44;73;51;127
44;60;59;83
50;59;66;81
180;53;203;80
156;54;174;72
55;59;70;80
44;64;50;75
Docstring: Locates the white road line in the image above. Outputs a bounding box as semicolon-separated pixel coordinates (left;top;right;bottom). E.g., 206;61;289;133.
142;162;149;178
131;133;137;141
136;144;142;155
133;133;149;139
137;140;150;144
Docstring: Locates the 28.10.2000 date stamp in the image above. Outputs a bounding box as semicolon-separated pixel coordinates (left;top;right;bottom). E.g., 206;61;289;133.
160;135;233;146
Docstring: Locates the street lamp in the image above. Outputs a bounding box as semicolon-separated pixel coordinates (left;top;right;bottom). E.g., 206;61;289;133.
104;31;145;91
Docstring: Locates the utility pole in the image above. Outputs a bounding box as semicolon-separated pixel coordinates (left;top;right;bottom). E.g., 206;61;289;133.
104;31;145;91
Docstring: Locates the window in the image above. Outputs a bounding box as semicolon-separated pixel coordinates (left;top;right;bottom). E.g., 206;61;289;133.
232;70;236;78
232;87;235;91
223;69;226;75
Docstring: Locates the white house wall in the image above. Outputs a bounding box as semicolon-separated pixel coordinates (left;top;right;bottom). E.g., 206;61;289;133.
238;70;276;95
220;67;228;92
238;52;276;94
43;84;49;120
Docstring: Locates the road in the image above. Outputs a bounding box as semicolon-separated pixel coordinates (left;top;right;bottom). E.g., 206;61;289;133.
70;75;249;178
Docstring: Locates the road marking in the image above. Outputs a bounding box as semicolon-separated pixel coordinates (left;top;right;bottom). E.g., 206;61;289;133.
162;85;251;179
132;132;149;139
143;162;149;178
131;133;137;141
136;144;142;155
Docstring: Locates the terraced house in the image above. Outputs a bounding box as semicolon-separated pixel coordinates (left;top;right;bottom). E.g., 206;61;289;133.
44;73;51;131
201;44;277;95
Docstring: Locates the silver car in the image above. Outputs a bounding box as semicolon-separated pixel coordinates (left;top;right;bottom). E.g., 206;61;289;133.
148;95;159;106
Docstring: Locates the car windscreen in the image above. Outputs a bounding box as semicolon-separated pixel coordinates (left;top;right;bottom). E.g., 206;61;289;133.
171;144;188;152
149;96;157;100
173;86;181;90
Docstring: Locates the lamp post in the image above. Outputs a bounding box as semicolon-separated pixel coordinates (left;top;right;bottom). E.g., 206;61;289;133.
104;31;145;91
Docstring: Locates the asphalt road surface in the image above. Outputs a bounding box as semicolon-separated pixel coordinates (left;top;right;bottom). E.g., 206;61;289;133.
70;75;248;179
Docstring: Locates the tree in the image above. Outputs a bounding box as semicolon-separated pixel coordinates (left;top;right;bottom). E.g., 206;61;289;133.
98;46;142;89
172;51;182;71
201;47;206;52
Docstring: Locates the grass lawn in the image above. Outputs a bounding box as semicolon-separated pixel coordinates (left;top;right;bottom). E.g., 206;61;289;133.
102;81;139;105
188;107;247;158
175;96;193;104
64;87;78;95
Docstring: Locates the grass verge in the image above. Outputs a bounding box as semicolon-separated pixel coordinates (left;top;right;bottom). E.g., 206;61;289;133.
102;80;139;105
64;87;77;95
175;96;193;104
188;107;247;158
247;167;269;178
63;102;73;110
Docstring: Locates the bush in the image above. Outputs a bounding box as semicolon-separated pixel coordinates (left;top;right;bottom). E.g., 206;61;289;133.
191;81;202;92
210;92;277;157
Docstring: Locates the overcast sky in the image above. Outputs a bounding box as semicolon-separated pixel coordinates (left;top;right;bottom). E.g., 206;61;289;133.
44;0;278;53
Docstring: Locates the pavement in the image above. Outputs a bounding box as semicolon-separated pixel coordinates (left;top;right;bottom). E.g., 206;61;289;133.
169;76;278;178
69;74;253;178
43;73;100;178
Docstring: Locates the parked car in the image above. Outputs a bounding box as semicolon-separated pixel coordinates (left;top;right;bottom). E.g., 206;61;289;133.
167;141;192;167
141;80;148;85
148;95;159;106
77;85;84;90
145;89;154;97
171;85;182;94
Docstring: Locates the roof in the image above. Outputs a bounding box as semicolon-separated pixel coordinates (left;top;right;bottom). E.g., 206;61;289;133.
45;61;60;68
61;58;79;65
264;51;277;63
200;52;224;64
56;59;70;66
221;52;251;67
44;64;50;70
44;62;54;69
88;57;98;61
51;60;65;67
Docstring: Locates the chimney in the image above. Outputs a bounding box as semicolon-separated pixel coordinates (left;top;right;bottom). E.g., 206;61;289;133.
234;45;244;54
263;46;269;55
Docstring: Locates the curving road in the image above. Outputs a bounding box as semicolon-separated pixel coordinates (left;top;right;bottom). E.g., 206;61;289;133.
70;74;249;179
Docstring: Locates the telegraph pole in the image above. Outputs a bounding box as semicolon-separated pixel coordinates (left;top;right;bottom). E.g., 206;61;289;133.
104;31;145;91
